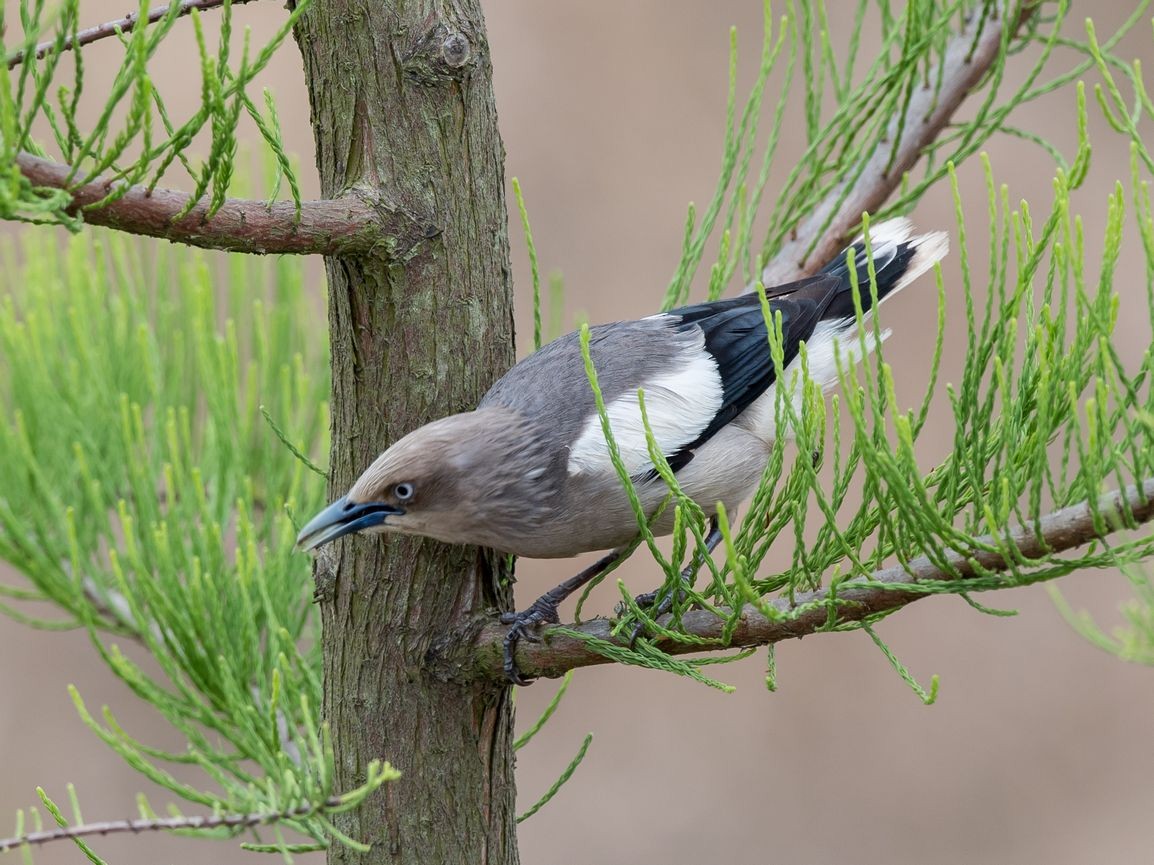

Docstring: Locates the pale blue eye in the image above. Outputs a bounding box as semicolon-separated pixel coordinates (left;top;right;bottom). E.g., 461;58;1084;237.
394;482;415;501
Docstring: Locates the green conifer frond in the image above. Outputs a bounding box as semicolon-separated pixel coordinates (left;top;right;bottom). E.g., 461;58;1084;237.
603;141;1154;684
1051;536;1154;665
663;0;1154;306
1;763;398;859
0;231;376;851
0;0;308;229
570;7;1154;689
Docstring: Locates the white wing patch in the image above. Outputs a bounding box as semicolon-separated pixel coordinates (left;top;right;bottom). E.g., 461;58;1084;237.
567;332;723;477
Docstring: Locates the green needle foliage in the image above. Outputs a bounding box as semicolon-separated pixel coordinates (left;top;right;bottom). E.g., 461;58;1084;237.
663;0;1153;308
604;137;1154;689
0;0;308;227
0;231;399;854
1051;562;1154;666
576;9;1154;692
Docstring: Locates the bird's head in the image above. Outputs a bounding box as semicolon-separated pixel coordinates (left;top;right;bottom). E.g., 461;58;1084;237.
295;407;560;554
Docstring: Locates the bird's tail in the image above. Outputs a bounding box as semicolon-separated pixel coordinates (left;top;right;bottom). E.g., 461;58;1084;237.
818;218;949;321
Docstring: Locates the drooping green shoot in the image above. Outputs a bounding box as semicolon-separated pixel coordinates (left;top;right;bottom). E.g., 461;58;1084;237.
512;177;543;351
515;733;592;824
1051;561;1154;666
514;671;574;751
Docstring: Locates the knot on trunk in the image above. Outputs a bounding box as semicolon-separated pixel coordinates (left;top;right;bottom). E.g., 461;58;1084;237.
403;16;480;85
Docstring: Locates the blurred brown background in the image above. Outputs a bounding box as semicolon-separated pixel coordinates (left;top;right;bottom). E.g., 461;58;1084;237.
2;2;1153;864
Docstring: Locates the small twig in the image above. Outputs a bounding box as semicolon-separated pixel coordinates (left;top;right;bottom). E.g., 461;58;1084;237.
7;0;265;69
16;153;435;257
459;480;1154;681
761;2;1037;284
79;577;149;645
0;797;338;853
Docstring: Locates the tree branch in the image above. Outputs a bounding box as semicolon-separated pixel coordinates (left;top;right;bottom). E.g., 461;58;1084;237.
0;797;338;853
761;3;1034;284
7;0;263;69
455;480;1154;682
15;153;435;257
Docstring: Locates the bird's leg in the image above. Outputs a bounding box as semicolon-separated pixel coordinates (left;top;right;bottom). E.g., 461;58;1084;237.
500;547;625;685
626;517;723;645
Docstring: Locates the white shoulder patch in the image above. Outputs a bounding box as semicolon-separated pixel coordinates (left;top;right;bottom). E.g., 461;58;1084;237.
567;331;723;478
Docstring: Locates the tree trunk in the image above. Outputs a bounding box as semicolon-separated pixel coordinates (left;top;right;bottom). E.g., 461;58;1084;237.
293;3;519;864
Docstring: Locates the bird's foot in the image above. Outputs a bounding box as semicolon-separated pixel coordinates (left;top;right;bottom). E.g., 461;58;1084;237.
498;548;628;684
620;583;687;648
499;597;562;685
630;586;664;610
623;519;723;647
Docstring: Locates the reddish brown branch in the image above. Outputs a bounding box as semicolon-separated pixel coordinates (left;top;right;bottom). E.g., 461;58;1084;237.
456;480;1154;682
761;4;1035;284
7;0;263;69
16;153;433;257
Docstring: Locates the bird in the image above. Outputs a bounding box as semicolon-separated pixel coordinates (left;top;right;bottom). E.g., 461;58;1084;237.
296;218;948;683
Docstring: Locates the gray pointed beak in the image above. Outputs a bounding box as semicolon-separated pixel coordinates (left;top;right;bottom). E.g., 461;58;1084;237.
295;495;405;552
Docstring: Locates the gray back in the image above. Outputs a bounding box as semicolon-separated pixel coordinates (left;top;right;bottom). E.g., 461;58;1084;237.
479;317;697;449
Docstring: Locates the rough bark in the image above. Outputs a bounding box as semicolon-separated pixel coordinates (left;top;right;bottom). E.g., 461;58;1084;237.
293;3;518;864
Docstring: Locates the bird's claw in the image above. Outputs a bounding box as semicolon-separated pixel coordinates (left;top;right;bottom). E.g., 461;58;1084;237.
620;519;723;647
622;588;681;648
501;598;561;685
629;588;660;610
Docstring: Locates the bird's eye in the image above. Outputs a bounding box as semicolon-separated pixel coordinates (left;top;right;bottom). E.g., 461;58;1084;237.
393;482;415;502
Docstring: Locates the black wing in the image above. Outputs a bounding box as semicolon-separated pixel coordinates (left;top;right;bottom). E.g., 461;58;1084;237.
667;274;836;460
663;234;920;466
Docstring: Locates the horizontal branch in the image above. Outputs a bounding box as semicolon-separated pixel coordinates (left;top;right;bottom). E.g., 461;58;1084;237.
16;153;434;257
0;797;336;853
7;0;261;69
761;3;1033;284
456;480;1154;682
